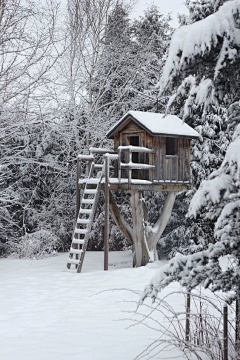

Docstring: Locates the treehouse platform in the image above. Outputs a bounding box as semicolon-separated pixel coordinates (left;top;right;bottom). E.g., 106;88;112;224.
67;111;199;272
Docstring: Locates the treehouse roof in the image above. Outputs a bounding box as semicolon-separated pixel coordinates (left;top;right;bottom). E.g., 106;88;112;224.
107;111;200;139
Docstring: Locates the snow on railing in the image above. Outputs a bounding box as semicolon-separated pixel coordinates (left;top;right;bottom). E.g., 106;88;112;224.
89;147;115;154
118;145;155;153
118;146;155;188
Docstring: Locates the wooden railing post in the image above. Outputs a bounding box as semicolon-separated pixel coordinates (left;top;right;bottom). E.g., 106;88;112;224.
224;304;228;360
149;151;154;182
128;150;132;190
118;147;121;184
185;292;191;342
104;155;110;271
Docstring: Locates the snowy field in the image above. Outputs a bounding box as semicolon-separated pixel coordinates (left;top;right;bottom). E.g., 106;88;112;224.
0;252;195;360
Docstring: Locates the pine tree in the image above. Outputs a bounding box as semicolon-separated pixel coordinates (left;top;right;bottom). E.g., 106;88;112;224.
158;0;240;258
141;0;240;303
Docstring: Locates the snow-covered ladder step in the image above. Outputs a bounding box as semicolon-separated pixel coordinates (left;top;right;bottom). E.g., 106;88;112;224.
75;228;88;234
79;209;92;214
67;258;80;265
81;198;94;204
77;219;90;224
84;189;97;195
70;248;83;255
68;156;104;272
72;239;85;245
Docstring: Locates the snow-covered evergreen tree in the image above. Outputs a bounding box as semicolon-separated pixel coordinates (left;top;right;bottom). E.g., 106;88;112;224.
157;0;240;258
141;0;240;304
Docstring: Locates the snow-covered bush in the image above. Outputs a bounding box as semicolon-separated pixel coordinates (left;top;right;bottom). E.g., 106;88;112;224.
6;230;60;259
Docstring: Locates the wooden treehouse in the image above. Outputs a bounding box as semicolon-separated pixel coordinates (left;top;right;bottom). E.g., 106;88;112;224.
67;111;199;272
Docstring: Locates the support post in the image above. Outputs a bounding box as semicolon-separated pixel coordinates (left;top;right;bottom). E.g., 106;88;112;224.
128;150;132;190
185;292;191;342
104;155;109;271
118;148;121;184
76;157;81;220
224;304;228;360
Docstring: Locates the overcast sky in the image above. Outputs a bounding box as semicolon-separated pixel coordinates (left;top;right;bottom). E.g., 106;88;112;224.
131;0;188;27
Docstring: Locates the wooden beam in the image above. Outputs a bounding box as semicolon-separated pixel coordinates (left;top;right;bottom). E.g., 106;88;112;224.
109;191;133;244
128;151;132;190
107;183;189;192
104;156;110;271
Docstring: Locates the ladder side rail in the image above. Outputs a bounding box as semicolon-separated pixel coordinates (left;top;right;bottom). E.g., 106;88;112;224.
68;160;97;269
76;162;104;273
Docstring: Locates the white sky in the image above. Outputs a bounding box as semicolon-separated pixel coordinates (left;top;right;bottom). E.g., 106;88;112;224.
131;0;188;27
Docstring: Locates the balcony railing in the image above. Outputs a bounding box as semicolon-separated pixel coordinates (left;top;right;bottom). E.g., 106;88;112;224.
117;146;155;188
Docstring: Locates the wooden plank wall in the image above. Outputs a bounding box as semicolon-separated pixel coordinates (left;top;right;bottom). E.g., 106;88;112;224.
153;136;191;183
113;119;191;183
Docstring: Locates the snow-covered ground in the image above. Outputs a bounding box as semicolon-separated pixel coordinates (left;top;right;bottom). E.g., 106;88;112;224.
0;252;191;360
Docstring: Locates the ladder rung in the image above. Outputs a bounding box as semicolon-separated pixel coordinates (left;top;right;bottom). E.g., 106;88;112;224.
67;258;80;265
80;209;92;214
82;199;94;204
84;189;97;195
70;248;83;255
75;228;88;234
72;239;85;245
77;219;90;224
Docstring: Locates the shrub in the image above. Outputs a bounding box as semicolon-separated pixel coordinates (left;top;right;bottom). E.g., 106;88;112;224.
6;229;60;259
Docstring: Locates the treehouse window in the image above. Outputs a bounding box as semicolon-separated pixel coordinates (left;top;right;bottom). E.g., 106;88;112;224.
166;137;176;156
128;136;139;163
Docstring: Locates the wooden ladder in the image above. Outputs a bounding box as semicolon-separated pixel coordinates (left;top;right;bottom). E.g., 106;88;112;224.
67;161;103;272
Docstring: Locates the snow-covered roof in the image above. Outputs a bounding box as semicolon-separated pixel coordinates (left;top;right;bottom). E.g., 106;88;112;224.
107;111;199;139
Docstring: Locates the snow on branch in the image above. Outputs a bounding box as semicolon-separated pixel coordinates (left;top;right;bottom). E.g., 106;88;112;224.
159;0;240;92
140;238;238;304
188;124;240;218
141;124;240;304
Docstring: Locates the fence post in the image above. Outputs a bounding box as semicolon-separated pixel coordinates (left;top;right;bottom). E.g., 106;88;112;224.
185;292;191;342
223;304;228;360
104;155;109;271
236;296;240;351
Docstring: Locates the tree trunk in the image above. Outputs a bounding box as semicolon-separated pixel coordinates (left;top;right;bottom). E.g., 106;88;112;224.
108;190;176;268
109;191;133;244
147;192;176;260
130;191;150;267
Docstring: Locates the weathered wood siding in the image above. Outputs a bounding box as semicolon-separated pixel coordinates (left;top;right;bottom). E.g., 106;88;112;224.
114;118;150;179
113;116;191;183
153;136;191;183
